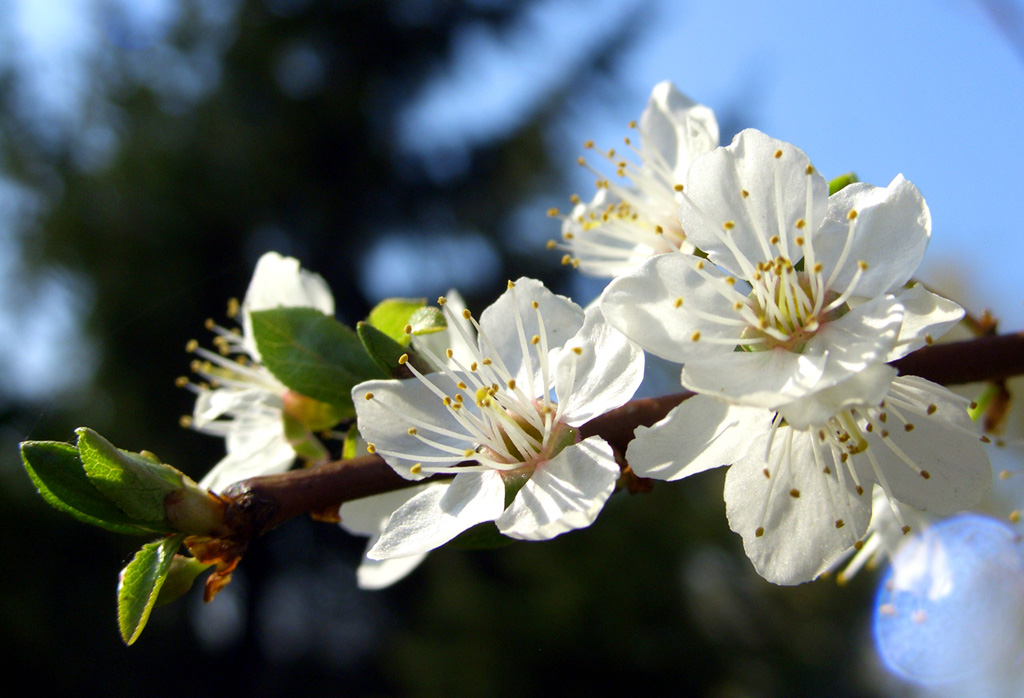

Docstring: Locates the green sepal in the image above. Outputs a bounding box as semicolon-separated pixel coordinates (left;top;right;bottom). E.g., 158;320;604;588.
446;522;514;550
250;307;385;408
968;383;1002;423
77;428;187;524
118;535;185;645
357;321;432;377
19;440;160;535
154;555;212;608
367;298;427;344
828;172;858;195
341;423;361;460
282;412;330;461
408;306;446;336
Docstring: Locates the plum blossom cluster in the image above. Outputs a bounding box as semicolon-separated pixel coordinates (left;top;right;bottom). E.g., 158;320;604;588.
586;86;991;584
182;82;993;594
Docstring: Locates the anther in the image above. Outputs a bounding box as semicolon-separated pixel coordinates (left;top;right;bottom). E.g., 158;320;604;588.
789;489;800;498
773;149;783;159
673;184;684;192
547;208;559;217
856;485;864;495
805;165;814;175
186;339;199;352
740;189;749;198
174;376;189;388
404;324;412;335
920;470;931;479
367;443;377;454
399;354;409;365
902;525;911;535
364;391;374;401
854;541;864;551
857;260;868;271
927;404;937;415
835;519;844;529
673;297;683;308
531;335;540;345
179;416;192;428
546;240;557;249
722;220;735;230
691;331;701;341
462;309;472;320
571;347;582;355
762;468;770;478
446;348;454;359
410;464;422;475
407;428;417;435
204;318;215;330
847;209;858;220
755;527;765;537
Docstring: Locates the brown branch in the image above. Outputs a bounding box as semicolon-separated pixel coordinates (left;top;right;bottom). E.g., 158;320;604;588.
219;331;1024;540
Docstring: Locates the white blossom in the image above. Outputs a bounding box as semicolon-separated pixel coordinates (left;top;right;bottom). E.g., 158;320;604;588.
551;81;718;277
184;252;335;493
627;366;991;584
353;278;644;559
601;129;962;417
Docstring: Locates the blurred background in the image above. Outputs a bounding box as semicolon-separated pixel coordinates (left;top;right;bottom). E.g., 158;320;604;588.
2;0;1022;695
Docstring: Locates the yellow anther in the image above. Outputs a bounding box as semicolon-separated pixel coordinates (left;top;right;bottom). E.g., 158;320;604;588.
367;443;376;454
186;339;199;352
795;219;806;230
628;120;637;128
443;396;452;406
462;309;472;319
673;184;684;192
584;140;594;149
789;489;800;498
482;358;492;365
463;448;476;458
857;260;868;271
561;254;572;266
506;379;516;390
446;348;454;358
722;220;735;230
404;324;412;335
927;404;937;415
438;296;447;305
755;526;765;537
531;301;539;309
410;463;422;475
546;240;557;250
174;376;189;388
407;427;417;435
654;225;664;234
398;354;409;365
805;165;814;175
457;381;467;390
813;263;823;273
572;347;582;355
547;207;559;217
204;318;215;330
470;362;478;371
773;149;783;158
531;335;540;345
741;189;749;198
847;209;858;220
673;297;683;308
570;194;581;204
795;236;805;246
836;519;845;529
691;331;701;341
364;392;374;400
179;415;193;428
769;235;780;244
726;277;736;286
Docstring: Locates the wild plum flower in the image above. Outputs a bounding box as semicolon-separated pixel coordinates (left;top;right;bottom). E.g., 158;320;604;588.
628;365;991;584
353;278;644;559
549;81;718;277
181;252;336;492
601;128;963;414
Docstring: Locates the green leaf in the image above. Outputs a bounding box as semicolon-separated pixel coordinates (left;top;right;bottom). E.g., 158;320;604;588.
828;172;859;195
408;306;446;336
118;535;185;645
77;428;184;524
19;440;158;535
357;321;432;378
367;298;426;344
251;307;385;408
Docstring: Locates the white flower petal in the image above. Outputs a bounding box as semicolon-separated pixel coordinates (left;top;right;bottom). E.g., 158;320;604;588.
780;364;897;430
199;431;295;493
807;294;904;372
600;252;740;364
816;175;930;297
678;129;828;278
627;395;770;480
339;484;437;589
887;284;965;361
478;277;584;388
724;430;871;585
495;436;618;540
640;81;719;183
555;305;644;425
353;373;478;476
240;252;335;356
367;470;506;559
681;350;828;409
869;377;990;514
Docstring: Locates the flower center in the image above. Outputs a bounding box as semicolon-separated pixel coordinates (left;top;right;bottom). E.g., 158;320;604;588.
740;266;848;352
